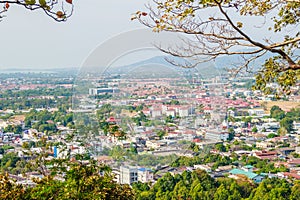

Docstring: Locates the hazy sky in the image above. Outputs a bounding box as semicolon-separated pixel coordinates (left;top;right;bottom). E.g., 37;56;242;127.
0;1;284;70
0;0;149;69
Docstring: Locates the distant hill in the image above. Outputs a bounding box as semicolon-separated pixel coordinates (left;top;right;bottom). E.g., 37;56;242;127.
108;55;224;79
81;49;286;79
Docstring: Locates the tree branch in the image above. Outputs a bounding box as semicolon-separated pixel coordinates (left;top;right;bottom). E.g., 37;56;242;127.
136;0;300;72
0;0;73;22
215;0;299;70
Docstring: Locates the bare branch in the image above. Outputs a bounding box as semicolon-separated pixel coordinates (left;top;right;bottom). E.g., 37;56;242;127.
230;50;268;76
215;0;299;70
269;37;300;48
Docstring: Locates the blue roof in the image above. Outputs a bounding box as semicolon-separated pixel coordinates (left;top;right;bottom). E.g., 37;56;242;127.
138;168;153;172
229;169;258;179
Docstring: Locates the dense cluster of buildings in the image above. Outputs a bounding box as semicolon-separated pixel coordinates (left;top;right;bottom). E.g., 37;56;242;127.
0;73;300;185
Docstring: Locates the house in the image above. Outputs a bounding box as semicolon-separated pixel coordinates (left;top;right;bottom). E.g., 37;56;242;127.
287;158;300;168
267;136;289;143
151;109;162;118
274;161;288;168
278;172;300;180
248;109;265;117
229;168;264;183
278;147;295;156
254;150;278;160
0;119;8;129
146;140;166;149
262;122;280;131
106;116;117;124
242;165;254;172
165;109;176;117
23;129;39;140
138;168;154;183
296;146;300;154
203;107;213;114
151;149;179;156
216;165;234;172
142;108;151;116
194;164;212;173
134;126;145;133
293;122;300;133
205;130;229;141
118;141;131;149
176;150;194;158
256;141;275;149
96;156;114;165
178;107;189;117
234;150;252;157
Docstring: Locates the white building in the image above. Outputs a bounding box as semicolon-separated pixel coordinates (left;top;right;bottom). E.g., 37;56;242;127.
120;166;138;185
256;141;275;149
244;90;253;97
293;122;300;133
248;109;265;117
194;164;212;172
205;130;229;141
0;119;8;129
89;88;119;95
22;129;38;140
146;140;166;149
165;109;176;117
295;147;300;154
151;109;162;118
138;168;154;183
262;122;280;130
178;107;189;117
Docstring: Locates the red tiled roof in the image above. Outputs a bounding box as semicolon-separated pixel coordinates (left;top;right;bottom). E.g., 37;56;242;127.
107;117;116;123
282;172;300;180
255;155;278;160
288;159;300;165
255;151;278;156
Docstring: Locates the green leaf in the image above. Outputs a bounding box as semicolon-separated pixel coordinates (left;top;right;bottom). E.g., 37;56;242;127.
39;0;47;7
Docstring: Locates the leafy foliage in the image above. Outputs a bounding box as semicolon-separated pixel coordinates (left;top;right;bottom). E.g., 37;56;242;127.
0;161;134;200
134;169;256;200
133;169;300;200
269;105;298;133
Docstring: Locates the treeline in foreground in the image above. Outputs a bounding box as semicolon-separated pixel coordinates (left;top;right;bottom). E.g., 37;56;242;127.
1;163;300;200
133;170;300;200
0;161;134;200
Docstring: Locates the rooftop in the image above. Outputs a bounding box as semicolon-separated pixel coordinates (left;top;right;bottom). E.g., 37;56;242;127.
229;168;258;179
